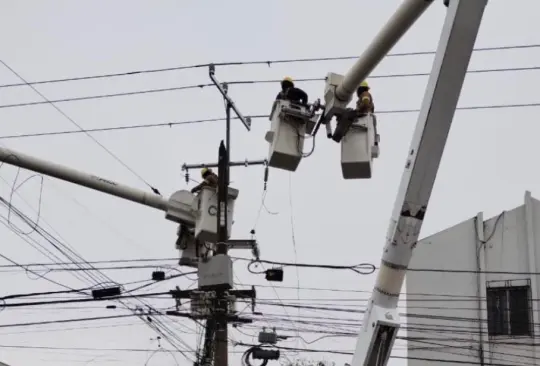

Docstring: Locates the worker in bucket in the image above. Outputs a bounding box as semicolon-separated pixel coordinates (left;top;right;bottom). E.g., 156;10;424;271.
355;80;378;147
276;76;309;105
190;167;218;194
355;80;375;115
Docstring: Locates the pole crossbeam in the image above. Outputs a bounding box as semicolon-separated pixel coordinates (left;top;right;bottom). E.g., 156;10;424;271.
182;159;267;171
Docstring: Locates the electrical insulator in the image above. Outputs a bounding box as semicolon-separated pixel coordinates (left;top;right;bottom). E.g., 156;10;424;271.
263;165;269;191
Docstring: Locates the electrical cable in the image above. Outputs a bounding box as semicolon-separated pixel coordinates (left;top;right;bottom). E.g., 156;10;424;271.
0;313;159;329
0;172;195;358
234;342;527;366
0;60;161;194
0;168;151;286
0;193;120;286
250;302;540;339
0;252;78;292
0;291;172;309
247;258;375;275
1;65;539;110
0;290;199;359
0;343;249;354
6;254;540;276
0;171;193;359
241;318;540;365
0;42;537;88
3;101;540;140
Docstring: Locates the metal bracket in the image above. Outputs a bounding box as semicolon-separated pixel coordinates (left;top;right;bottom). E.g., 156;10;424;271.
209;64;252;131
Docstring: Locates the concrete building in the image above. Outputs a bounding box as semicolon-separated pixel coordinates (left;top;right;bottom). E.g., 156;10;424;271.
406;191;540;366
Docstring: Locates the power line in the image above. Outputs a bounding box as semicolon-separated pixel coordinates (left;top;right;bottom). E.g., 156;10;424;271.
6;254;540;276
0;60;162;194
0;313;175;329
234;342;522;366
1;65;538;110
1;101;539;140
248;259;375;275
0;191;193;359
0;291;171;309
0;343;241;353
0;43;537;89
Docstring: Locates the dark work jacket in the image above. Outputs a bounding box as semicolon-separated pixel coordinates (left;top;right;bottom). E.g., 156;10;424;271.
276;87;308;105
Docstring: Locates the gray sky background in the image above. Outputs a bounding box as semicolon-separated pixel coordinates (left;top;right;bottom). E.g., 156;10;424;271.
0;0;538;365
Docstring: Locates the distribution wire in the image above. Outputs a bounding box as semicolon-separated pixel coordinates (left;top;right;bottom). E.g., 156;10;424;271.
2;101;539;140
247;258;375;275
0;188;192;357
0;318;521;365
0;168;193;359
0;60;161;194
0;298;533;362
0;193;119;287
0;43;537;88
239;314;535;352
248;301;540;331
0;312;185;329
1;65;539;110
0;180;193;359
0;343;247;354
7;255;540;276
246;316;540;364
233;342;525;366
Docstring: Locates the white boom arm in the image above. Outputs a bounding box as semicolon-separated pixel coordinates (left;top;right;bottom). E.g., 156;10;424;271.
351;1;488;365
0;146;196;226
336;0;433;102
321;0;434;126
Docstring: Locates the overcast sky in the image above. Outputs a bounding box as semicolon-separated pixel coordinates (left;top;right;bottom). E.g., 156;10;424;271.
0;0;538;365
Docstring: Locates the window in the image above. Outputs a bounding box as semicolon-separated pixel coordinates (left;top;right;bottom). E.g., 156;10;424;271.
487;285;531;337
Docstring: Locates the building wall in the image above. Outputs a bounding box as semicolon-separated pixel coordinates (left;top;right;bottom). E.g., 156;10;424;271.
406;191;540;366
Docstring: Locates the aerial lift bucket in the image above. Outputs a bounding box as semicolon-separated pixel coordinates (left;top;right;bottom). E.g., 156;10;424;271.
341;114;380;179
265;100;313;172
193;186;239;243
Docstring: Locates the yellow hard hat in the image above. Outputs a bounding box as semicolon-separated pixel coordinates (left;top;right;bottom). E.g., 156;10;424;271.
360;80;369;88
283;76;293;83
201;167;210;177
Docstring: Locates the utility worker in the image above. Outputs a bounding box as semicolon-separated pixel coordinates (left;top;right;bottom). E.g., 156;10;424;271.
190;167;218;194
355;80;375;115
276;76;309;105
355;80;378;146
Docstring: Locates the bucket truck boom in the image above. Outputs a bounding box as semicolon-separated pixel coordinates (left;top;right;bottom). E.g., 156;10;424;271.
0;145;239;246
321;0;437;180
350;1;488;365
321;0;434;126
